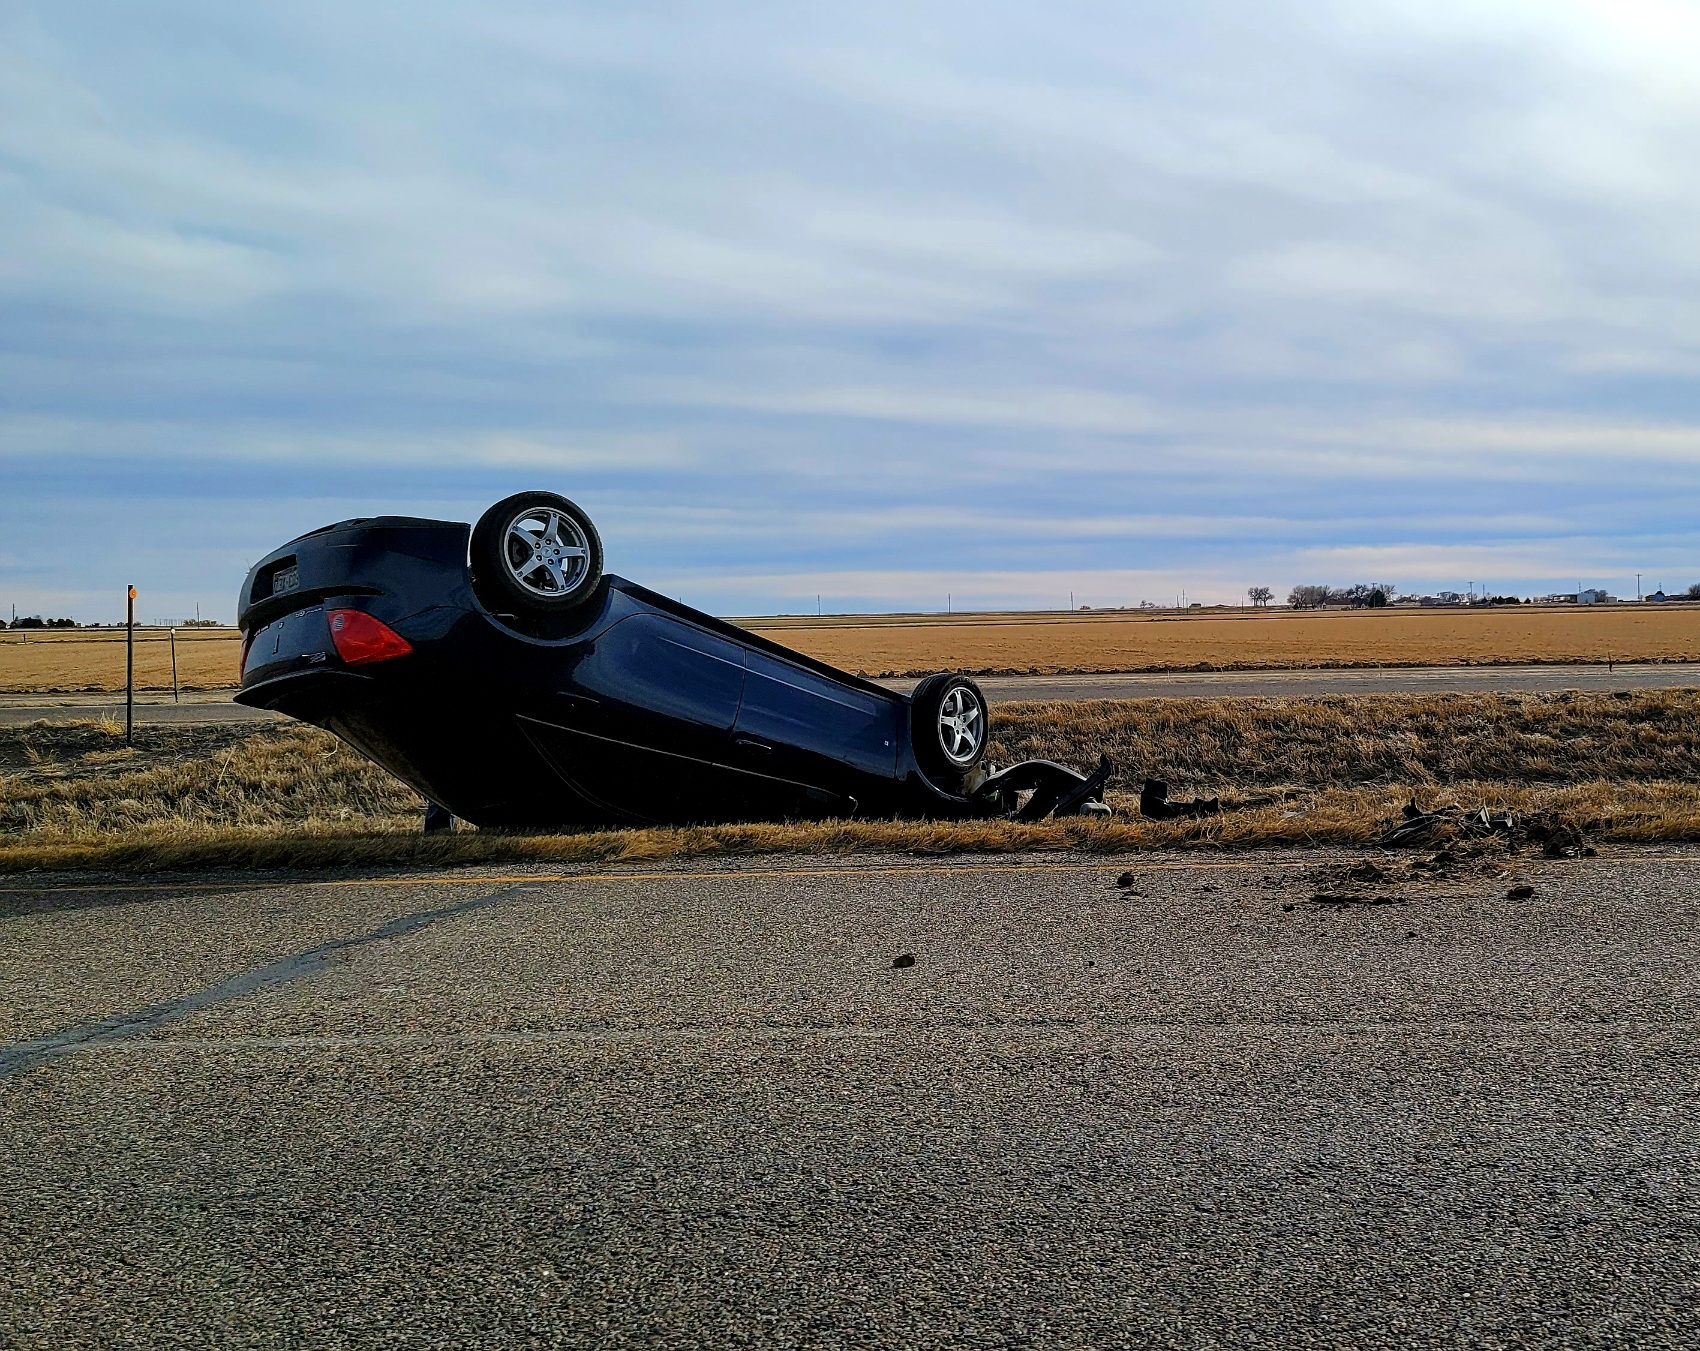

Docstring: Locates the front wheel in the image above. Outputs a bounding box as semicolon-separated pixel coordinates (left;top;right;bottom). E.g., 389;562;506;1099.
909;672;989;788
471;491;604;616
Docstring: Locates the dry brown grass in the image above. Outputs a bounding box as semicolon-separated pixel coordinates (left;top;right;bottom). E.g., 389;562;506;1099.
6;603;1700;693
991;688;1700;787
1;781;1695;875
5;688;1700;872
1;720;419;842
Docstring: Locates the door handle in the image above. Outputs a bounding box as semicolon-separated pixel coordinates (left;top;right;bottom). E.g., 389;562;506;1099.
732;734;773;753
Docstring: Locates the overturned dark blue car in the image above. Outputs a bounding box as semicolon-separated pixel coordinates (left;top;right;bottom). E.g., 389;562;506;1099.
236;491;1110;829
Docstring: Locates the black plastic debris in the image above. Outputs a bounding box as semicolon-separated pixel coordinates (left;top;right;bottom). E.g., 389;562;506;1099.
1140;780;1221;820
1523;814;1590;859
973;754;1114;821
1506;884;1536;900
1115;870;1137;888
891;953;916;969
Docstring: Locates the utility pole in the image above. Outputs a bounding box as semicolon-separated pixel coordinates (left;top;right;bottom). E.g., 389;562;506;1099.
125;585;136;744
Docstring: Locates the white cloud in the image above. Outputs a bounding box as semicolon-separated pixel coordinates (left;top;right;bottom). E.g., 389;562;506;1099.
6;1;1700;620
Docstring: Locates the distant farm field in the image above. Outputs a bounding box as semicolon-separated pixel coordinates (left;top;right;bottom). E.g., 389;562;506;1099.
0;629;242;694
2;603;1698;692
752;603;1700;678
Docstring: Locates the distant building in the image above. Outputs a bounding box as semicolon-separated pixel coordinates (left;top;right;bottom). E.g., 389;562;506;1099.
1647;590;1670;602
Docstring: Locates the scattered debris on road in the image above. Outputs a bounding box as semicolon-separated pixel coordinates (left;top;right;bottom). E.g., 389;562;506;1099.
1507;884;1536;900
891;953;916;969
1378;798;1599;859
1378;800;1514;848
1310;892;1407;907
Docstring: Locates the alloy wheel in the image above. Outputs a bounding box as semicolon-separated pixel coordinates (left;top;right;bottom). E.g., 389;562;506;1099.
503;507;592;598
937;685;984;766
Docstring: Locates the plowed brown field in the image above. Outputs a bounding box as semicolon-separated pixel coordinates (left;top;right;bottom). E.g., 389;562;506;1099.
753;603;1700;677
0;630;242;693
3;603;1697;691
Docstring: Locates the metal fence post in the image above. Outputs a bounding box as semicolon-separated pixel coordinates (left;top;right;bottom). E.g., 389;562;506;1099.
170;627;179;703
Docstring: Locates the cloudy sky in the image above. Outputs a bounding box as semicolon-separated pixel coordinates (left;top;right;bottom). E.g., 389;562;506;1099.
5;0;1700;622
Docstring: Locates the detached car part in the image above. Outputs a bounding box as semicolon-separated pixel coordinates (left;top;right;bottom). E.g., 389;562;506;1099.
237;491;1111;829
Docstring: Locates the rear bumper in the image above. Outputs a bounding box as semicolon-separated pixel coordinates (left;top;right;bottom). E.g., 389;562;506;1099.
235;668;379;723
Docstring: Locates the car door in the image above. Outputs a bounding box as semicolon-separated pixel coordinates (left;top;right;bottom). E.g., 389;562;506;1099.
726;647;901;815
519;612;749;823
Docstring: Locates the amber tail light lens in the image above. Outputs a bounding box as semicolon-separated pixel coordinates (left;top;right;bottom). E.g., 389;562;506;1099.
327;609;414;666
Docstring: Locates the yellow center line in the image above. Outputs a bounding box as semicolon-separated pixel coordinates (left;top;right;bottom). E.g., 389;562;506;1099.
0;860;1316;895
1;852;1690;896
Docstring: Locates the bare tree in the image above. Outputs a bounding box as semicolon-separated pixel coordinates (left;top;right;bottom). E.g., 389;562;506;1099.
1688;583;1700;599
1288;584;1330;609
1247;585;1272;608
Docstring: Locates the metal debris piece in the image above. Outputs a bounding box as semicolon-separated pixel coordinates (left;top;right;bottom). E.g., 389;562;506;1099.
1380;800;1520;849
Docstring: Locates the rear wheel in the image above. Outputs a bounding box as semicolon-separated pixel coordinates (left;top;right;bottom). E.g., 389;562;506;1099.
909;673;989;787
471;491;604;616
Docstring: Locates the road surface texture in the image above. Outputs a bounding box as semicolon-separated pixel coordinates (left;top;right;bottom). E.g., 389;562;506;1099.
5;661;1700;725
3;851;1698;1348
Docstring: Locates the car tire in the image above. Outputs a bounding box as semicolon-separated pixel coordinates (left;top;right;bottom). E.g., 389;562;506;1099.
910;672;989;787
471;491;604;616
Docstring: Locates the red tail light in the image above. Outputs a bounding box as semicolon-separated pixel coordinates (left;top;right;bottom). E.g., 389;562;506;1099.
239;631;254;674
327;609;413;666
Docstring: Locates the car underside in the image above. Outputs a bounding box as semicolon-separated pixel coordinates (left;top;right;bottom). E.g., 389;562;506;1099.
236;494;1111;830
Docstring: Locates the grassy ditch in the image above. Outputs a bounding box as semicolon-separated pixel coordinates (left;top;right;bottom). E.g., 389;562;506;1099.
4;688;1700;872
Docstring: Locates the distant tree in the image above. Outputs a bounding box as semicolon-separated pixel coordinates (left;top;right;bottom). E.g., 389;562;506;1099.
1288;585;1330;609
9;615;78;629
1247;586;1273;608
1339;583;1398;608
1688;583;1700;599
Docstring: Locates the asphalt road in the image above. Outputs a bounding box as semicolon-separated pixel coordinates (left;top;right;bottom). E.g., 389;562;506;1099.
4;851;1698;1348
6;661;1700;725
